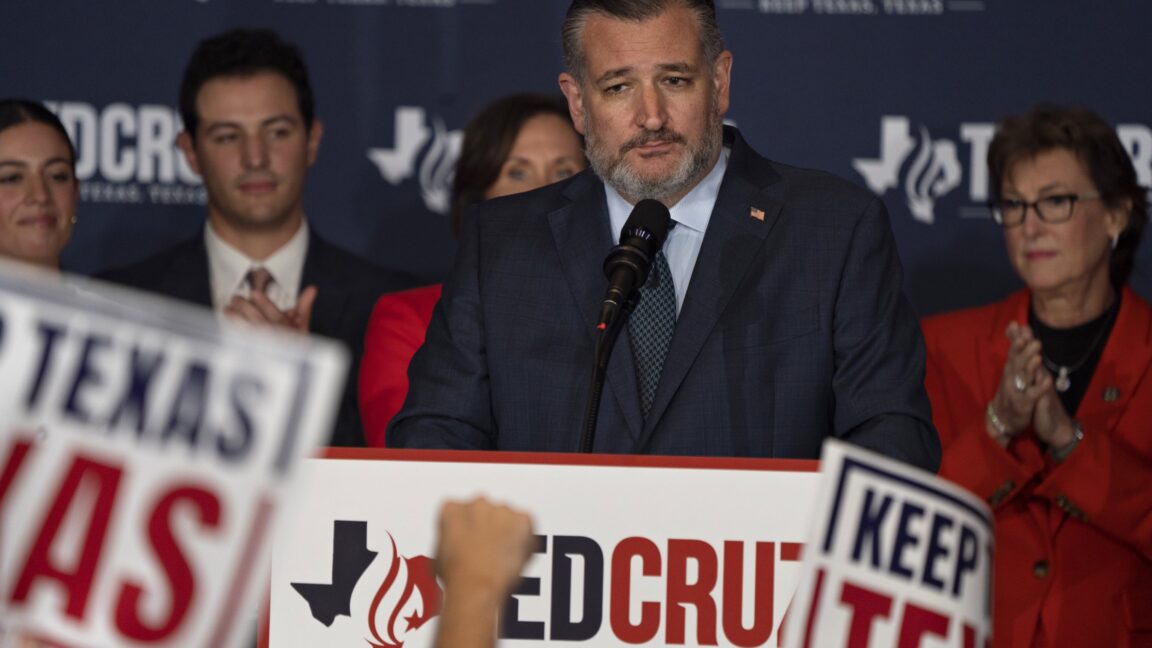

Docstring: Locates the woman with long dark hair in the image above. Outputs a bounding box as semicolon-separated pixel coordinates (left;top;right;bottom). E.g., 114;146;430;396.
0;99;78;270
360;94;586;444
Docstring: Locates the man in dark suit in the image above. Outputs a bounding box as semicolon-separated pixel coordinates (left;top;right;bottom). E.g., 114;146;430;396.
390;0;940;470
100;29;411;447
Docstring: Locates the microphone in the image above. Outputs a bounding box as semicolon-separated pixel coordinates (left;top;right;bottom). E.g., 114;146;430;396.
597;199;672;330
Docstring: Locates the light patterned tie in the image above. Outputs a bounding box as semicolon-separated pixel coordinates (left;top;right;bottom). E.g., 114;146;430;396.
628;250;676;417
246;267;275;297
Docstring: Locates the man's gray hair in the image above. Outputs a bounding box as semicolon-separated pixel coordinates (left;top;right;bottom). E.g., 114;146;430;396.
561;0;725;84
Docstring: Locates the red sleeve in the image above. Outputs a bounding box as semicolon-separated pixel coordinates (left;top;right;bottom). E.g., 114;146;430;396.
1031;292;1152;559
1035;421;1152;560
358;285;442;447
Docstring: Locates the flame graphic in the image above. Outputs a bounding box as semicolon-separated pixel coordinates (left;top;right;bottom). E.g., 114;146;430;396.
418;118;463;215
365;534;442;648
903;126;962;224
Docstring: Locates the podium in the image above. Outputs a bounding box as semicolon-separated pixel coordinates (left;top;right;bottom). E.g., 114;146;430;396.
267;448;820;647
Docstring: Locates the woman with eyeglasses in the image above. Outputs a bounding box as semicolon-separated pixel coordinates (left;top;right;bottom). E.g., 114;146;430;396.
922;104;1151;647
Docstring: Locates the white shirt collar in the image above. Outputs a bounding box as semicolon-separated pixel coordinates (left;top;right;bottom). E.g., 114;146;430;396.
204;220;309;311
604;148;729;314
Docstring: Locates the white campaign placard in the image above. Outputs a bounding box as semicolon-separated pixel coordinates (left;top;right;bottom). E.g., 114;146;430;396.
0;264;347;648
783;440;994;648
270;451;822;647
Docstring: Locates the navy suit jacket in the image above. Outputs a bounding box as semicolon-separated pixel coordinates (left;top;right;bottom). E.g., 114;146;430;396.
390;128;939;470
98;229;414;447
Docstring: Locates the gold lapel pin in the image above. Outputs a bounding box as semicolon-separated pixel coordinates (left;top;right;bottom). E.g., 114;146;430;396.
749;207;765;222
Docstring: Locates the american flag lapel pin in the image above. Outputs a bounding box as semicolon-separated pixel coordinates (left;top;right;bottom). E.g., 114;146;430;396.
749;206;765;222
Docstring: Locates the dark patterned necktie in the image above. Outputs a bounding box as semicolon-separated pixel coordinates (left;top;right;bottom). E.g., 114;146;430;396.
628;250;677;417
246;267;274;296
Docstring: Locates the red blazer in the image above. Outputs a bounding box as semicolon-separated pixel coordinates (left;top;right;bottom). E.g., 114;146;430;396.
922;287;1152;648
358;284;442;447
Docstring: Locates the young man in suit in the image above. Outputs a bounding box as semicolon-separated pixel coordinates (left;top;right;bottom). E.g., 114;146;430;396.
390;0;940;471
100;29;412;447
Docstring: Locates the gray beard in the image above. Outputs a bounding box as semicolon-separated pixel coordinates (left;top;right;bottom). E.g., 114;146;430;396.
584;111;723;204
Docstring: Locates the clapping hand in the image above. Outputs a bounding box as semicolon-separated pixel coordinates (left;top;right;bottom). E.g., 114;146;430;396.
223;285;317;333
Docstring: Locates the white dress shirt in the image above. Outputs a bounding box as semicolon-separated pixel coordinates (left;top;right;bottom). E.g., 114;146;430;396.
204;221;309;312
605;147;730;314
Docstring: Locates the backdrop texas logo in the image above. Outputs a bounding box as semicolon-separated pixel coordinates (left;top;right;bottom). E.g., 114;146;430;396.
290;521;442;647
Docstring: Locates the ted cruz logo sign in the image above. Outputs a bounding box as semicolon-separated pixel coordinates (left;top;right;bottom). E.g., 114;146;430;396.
853;116;970;225
292;521;441;647
368;107;462;215
853;115;1152;225
45;101;207;206
290;521;805;645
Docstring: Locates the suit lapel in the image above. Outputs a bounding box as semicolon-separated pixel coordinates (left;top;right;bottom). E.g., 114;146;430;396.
301;232;350;337
639;131;783;442
548;174;645;443
1077;286;1152;431
162;239;213;308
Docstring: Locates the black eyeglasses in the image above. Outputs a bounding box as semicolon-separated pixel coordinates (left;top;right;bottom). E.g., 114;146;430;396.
989;192;1100;227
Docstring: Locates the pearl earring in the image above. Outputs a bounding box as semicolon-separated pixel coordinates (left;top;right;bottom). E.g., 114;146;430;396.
1111;232;1119;250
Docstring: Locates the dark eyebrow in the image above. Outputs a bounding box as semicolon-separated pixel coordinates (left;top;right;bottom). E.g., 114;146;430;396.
204;122;241;135
1004;181;1075;198
261;115;299;128
593;62;697;86
203;114;299;134
0;158;71;170
594;66;634;85
1036;182;1075;195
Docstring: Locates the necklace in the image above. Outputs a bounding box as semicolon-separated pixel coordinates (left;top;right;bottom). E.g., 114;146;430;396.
1035;301;1118;393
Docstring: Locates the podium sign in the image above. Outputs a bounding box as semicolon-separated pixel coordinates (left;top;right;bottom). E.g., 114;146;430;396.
0;266;347;648
270;450;820;647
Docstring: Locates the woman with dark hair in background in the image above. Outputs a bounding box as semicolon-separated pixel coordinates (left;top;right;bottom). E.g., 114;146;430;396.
0;99;78;271
359;94;586;445
922;104;1151;647
447;93;586;237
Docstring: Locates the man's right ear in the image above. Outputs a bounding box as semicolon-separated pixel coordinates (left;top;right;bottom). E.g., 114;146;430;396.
176;131;201;175
557;73;586;136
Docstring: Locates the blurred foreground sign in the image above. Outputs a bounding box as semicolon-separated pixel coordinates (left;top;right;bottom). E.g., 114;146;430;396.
783;440;994;648
0;263;347;647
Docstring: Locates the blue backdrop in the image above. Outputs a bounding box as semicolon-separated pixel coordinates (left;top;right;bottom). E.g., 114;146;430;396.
4;0;1150;315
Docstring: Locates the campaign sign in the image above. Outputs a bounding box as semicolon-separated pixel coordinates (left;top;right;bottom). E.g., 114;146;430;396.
270;450;822;647
783;440;993;648
0;264;347;648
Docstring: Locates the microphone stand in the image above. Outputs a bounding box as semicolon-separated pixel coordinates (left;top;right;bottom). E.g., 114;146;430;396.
580;292;638;453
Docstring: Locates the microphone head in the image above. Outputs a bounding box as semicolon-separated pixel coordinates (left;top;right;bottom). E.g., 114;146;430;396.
620;199;672;250
603;199;672;284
